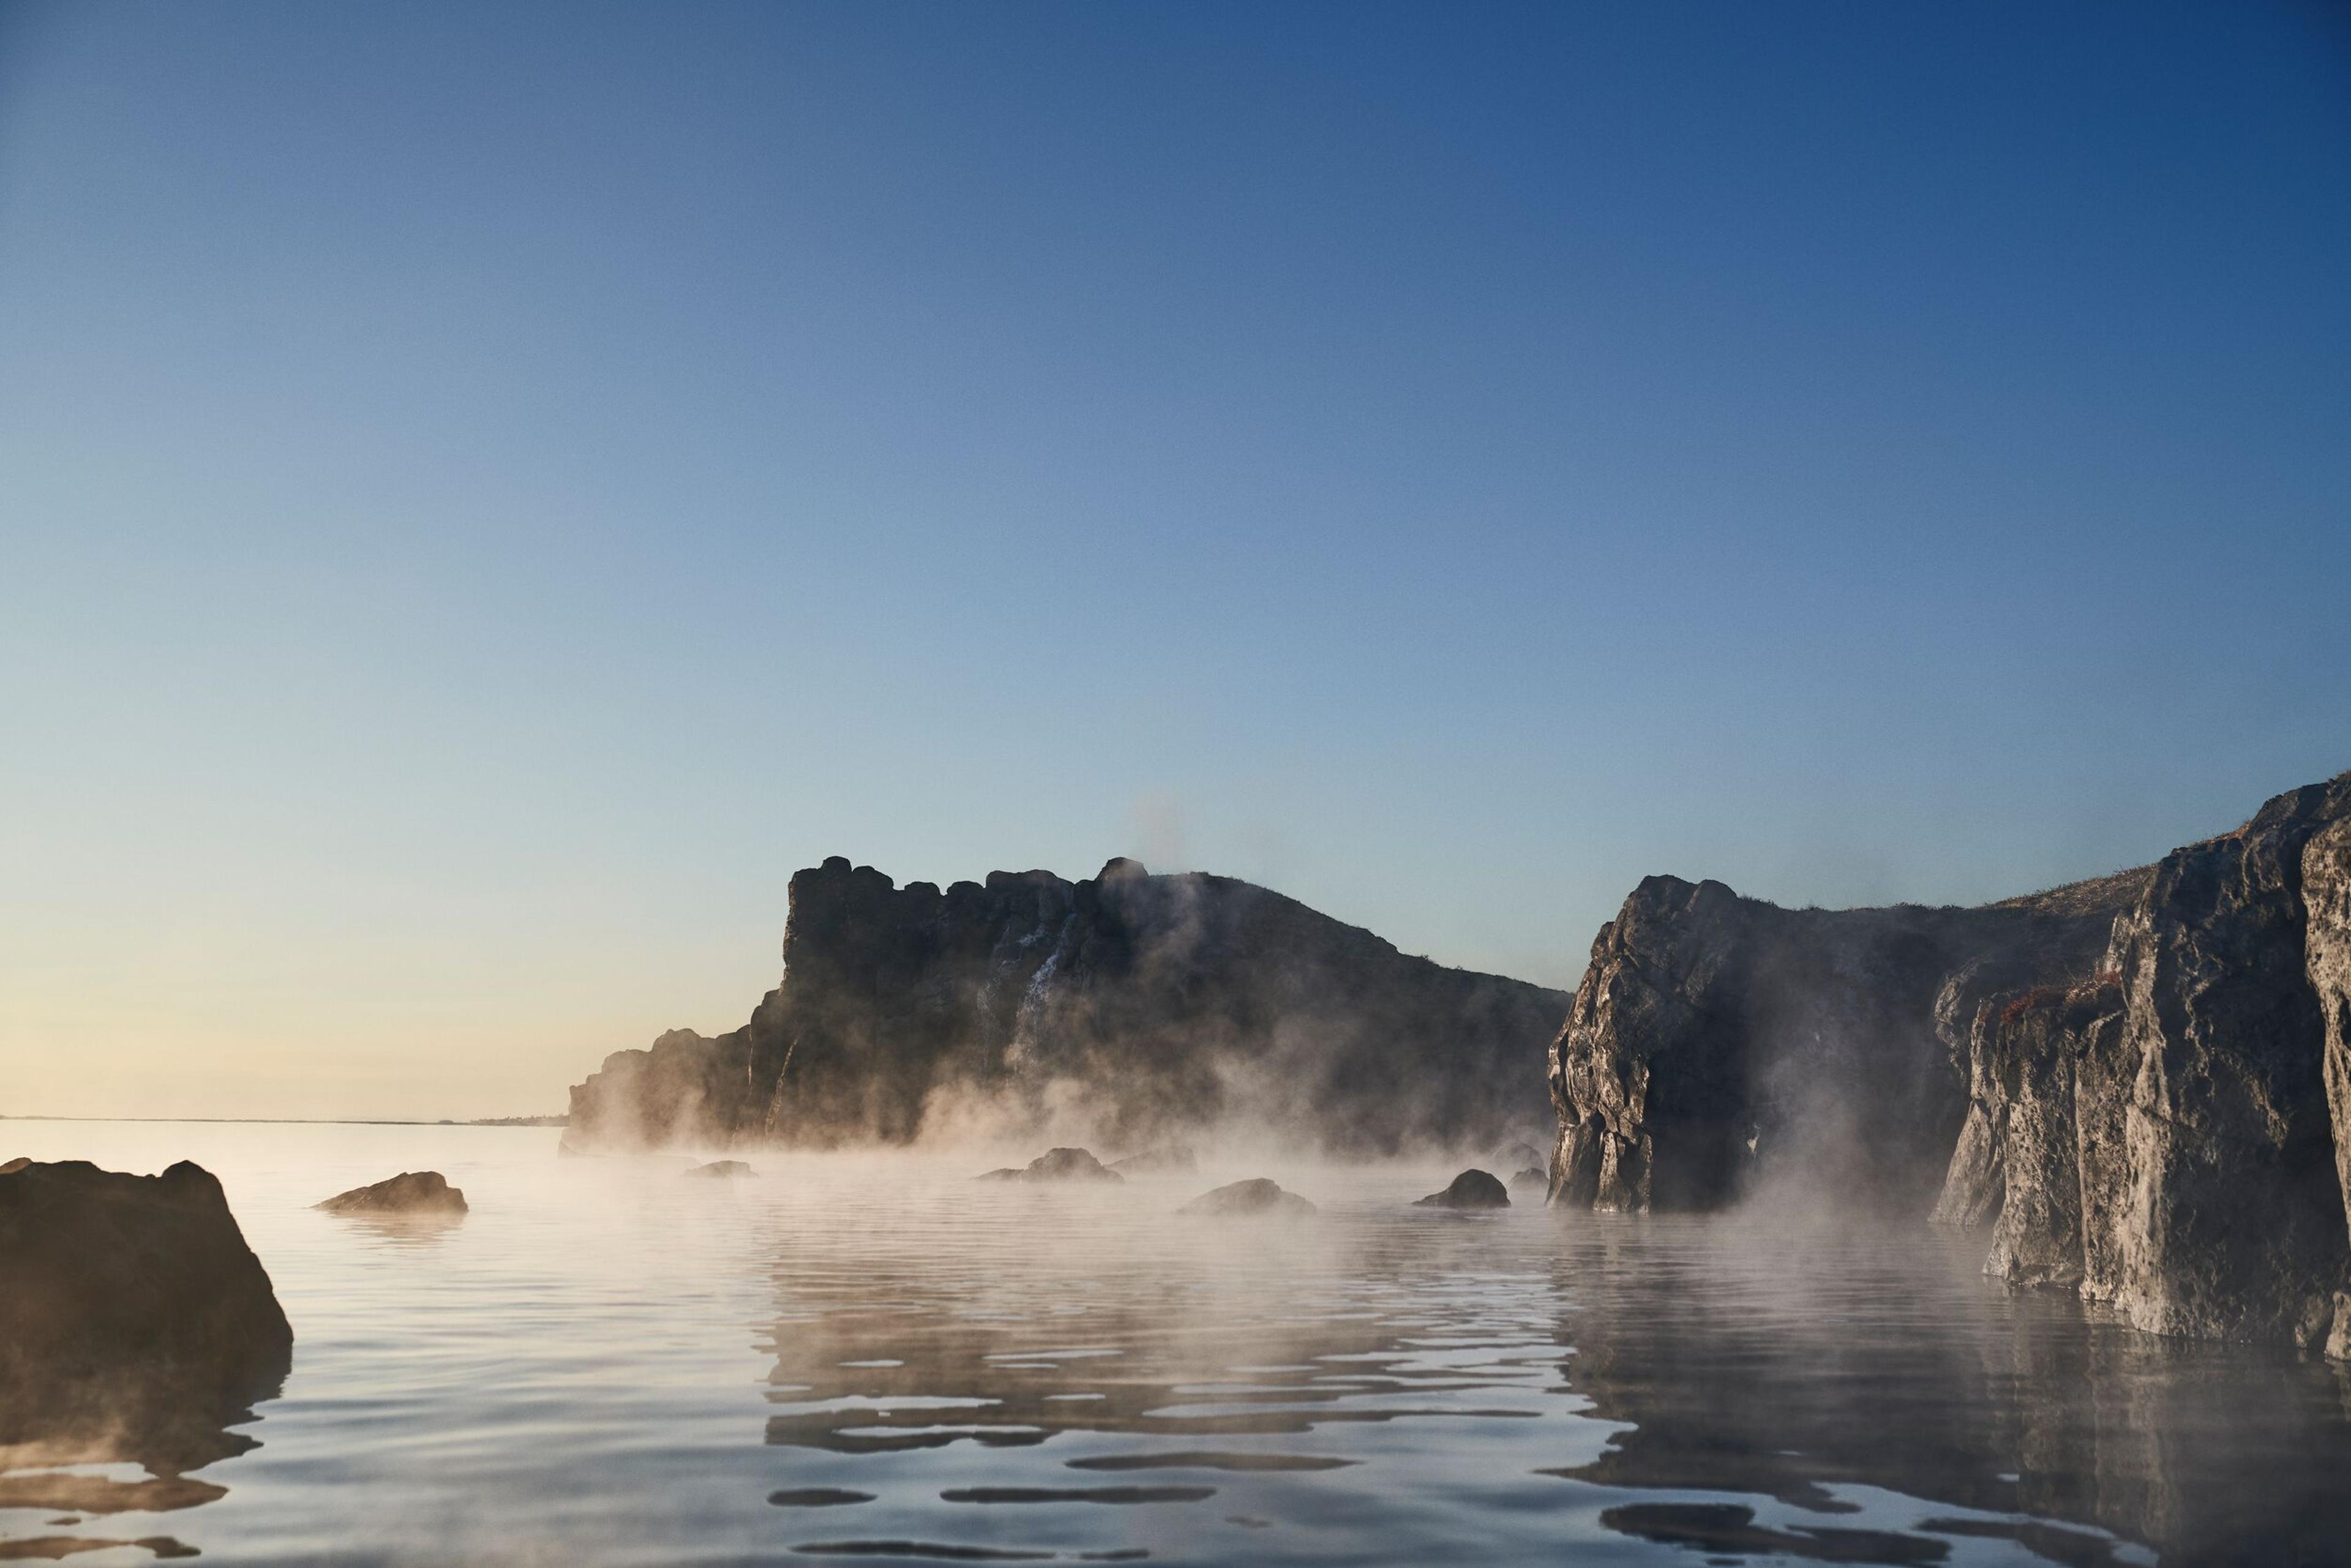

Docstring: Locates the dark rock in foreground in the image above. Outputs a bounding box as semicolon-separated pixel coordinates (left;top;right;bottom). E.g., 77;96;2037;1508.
977;1147;1123;1184
685;1160;756;1179
565;857;1568;1158
316;1171;468;1215
0;1160;292;1470
1550;770;2351;1356
1179;1178;1316;1217
1415;1169;1509;1209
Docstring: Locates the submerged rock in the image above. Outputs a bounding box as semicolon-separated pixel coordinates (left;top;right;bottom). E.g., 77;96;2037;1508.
684;1160;756;1179
564;857;1569;1159
977;1147;1123;1184
1109;1145;1198;1175
1179;1178;1316;1217
1415;1169;1509;1209
1493;1141;1545;1172
315;1171;468;1215
0;1160;293;1466
1549;768;2351;1357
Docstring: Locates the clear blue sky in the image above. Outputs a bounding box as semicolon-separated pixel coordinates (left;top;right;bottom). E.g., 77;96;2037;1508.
2;1;2346;1117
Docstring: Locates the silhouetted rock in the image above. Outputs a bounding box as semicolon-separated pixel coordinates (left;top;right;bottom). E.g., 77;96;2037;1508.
978;1147;1123;1184
1179;1178;1315;1217
1415;1169;1509;1209
1510;1166;1548;1189
0;1160;292;1471
685;1160;756;1179
1108;1145;1198;1175
565;857;1569;1158
1550;770;2351;1357
315;1171;468;1215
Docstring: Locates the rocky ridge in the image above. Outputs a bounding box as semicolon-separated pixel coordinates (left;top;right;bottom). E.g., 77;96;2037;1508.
567;857;1568;1159
1548;771;2351;1355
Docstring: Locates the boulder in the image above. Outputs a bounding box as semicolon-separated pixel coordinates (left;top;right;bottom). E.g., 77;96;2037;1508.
315;1171;468;1215
977;1147;1123;1184
1179;1178;1316;1217
1494;1141;1545;1172
685;1160;756;1179
1510;1166;1549;1189
1415;1169;1509;1209
0;1160;292;1465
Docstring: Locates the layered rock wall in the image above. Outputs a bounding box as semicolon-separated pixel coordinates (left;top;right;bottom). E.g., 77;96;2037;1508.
569;858;1568;1158
1551;771;2351;1355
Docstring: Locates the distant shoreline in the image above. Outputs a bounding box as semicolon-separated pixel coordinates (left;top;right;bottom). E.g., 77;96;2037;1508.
0;1114;568;1128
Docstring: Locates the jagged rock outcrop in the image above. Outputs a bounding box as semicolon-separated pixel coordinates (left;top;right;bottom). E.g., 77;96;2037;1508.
1549;876;2134;1215
1550;770;2351;1356
1;1160;293;1461
568;857;1568;1158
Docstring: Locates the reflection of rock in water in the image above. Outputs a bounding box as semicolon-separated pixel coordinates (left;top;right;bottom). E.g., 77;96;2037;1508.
0;1160;290;1553
1548;1219;2351;1565
758;1213;1561;1466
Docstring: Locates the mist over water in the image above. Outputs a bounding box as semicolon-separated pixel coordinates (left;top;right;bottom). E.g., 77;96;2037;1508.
5;1122;2348;1566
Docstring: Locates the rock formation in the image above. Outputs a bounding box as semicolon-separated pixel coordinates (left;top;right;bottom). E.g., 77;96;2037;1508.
316;1171;468;1215
1179;1177;1316;1216
1549;771;2351;1355
1415;1168;1509;1209
975;1147;1123;1184
567;857;1568;1158
684;1160;756;1179
1;1160;293;1466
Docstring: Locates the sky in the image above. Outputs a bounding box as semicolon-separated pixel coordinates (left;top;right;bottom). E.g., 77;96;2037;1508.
1;1;2346;1120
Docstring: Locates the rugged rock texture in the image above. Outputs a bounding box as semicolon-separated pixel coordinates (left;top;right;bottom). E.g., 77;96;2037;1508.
1550;877;2132;1215
1415;1168;1509;1209
1179;1177;1316;1217
1550;771;2351;1356
316;1171;468;1215
568;857;1568;1158
1;1160;293;1467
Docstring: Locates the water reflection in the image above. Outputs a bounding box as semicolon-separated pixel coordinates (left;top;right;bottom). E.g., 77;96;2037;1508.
1547;1217;2351;1566
0;1367;279;1561
755;1187;2351;1566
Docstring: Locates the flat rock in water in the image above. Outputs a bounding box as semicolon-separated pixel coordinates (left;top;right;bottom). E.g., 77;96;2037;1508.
975;1147;1123;1184
1415;1169;1510;1209
315;1171;468;1215
1179;1178;1315;1217
684;1160;756;1179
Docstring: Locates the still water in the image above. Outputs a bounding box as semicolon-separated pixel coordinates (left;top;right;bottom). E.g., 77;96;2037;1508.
4;1121;2349;1566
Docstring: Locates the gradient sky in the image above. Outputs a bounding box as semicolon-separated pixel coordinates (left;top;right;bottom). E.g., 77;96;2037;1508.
2;1;2346;1120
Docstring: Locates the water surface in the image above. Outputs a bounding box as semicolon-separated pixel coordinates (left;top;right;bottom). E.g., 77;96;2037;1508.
4;1122;2347;1566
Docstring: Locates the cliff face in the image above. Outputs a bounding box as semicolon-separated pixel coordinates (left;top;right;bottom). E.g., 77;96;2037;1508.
1550;771;2351;1355
568;857;1569;1158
